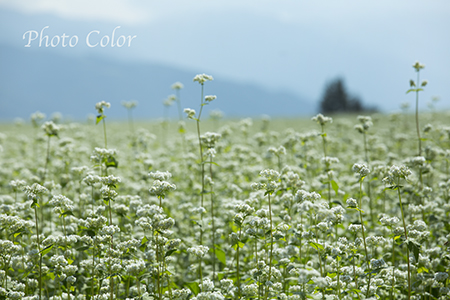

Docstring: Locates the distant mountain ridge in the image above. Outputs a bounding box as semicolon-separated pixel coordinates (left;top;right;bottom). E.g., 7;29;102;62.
0;44;314;121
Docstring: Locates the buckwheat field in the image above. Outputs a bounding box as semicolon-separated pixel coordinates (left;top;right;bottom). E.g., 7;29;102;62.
0;67;449;300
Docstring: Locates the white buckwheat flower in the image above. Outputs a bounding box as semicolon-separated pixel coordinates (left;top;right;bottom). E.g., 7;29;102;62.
352;163;370;179
184;108;196;119
312;114;332;126
187;245;209;258
171;81;184;90
205;95;217;102
193;73;213;84
95;101;111;114
42;121;60;137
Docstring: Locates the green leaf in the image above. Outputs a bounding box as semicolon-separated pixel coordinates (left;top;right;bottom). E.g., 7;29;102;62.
332;200;343;207
105;156;118;168
83;229;96;237
393;235;402;241
165;249;177;258
264;190;274;196
406;88;416;94
347;207;365;213
96;114;104;124
178;127;185;134
14;232;22;238
140;236;149;251
407;240;420;262
67;258;74;265
331;180;339;196
309;241;324;251
76;246;90;251
60;211;74;218
214;246;226;265
185;281;200;295
417;266;429;273
202;161;220;166
48;272;55;280
327;272;337;278
40;244;54;256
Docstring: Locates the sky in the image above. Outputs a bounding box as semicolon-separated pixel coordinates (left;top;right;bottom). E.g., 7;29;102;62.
1;0;449;114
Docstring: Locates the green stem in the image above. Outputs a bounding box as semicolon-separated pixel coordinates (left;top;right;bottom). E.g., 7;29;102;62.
237;226;242;299
320;124;327;157
391;236;395;300
199;256;203;293
264;193;274;300
358;182;369;260
43;135;51;183
337;257;341;300
363;132;374;225
138;276;141;299
92;233;96;298
128;108;134;134
108;199;114;300
313;215;326;300
415;71;422;156
34;205;42;300
358;181;371;297
176;90;183;121
210;155;217;283
157;244;161;300
4;235;12;289
299;214;303;267
176;90;187;156
397;178;411;300
327;172;331;206
102;118;108;149
197;84;205;246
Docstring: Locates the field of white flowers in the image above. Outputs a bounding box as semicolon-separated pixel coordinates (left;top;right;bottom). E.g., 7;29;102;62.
0;69;449;300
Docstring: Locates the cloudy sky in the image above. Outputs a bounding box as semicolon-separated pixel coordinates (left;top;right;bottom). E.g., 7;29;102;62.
1;0;449;113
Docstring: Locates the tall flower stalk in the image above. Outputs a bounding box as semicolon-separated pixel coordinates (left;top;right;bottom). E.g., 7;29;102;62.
41;121;60;183
121;100;138;137
100;175;120;300
201;132;221;283
187;73;214;245
312;114;333;205
172;82;187;154
407;62;427;157
149;171;176;299
23;183;49;300
252;169;280;300
354;116;374;224
380;216;400;300
384;165;413;300
95;101;111;149
352;163;371;297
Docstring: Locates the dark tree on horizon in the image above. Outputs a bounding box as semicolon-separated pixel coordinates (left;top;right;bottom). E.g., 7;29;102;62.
320;78;373;113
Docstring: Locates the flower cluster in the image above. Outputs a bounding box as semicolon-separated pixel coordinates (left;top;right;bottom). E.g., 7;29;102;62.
95;101;111;114
193;73;213;84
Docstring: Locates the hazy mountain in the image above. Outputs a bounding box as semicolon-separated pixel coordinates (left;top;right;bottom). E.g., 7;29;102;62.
0;44;314;121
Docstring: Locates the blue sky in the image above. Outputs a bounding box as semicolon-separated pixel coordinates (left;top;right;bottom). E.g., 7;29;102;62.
1;0;449;113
